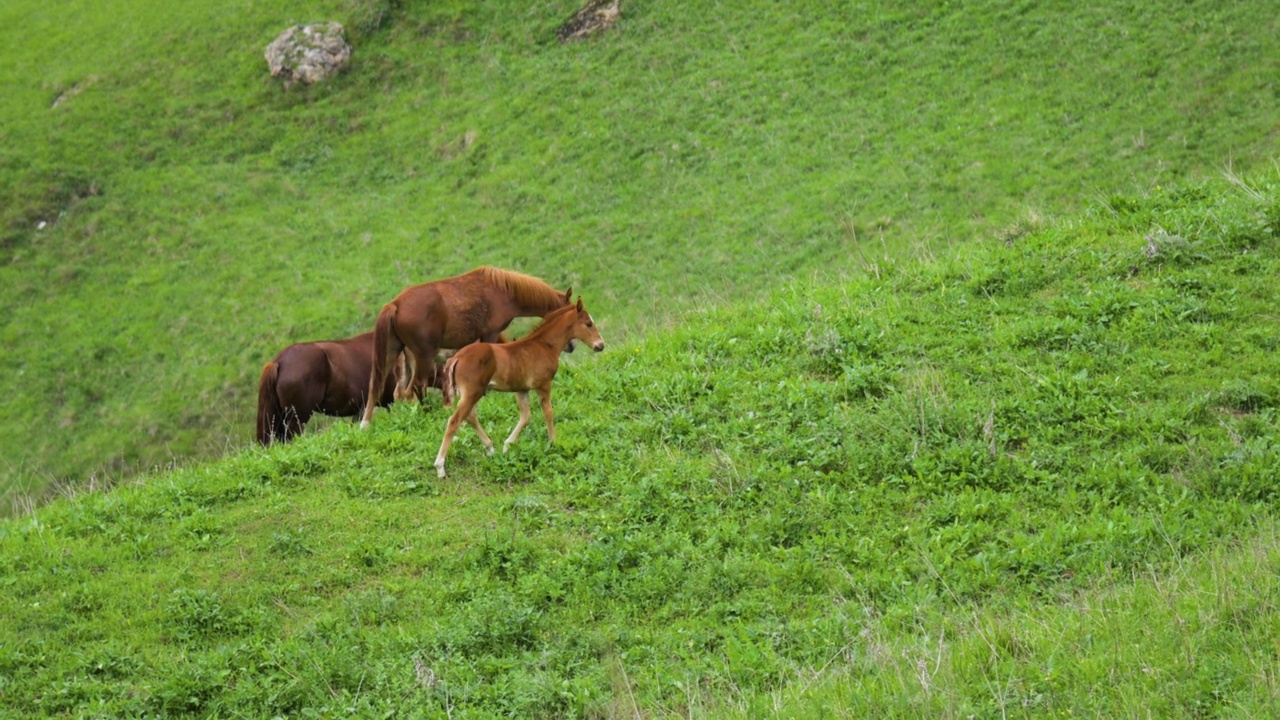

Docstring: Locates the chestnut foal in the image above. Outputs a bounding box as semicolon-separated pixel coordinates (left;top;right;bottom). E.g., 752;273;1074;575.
434;298;605;478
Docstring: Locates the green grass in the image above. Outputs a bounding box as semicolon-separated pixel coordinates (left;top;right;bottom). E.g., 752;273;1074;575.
3;0;1280;503
718;520;1280;718
4;0;1280;713
2;169;1278;716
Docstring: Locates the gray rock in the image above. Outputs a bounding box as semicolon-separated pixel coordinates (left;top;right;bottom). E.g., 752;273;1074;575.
265;22;352;86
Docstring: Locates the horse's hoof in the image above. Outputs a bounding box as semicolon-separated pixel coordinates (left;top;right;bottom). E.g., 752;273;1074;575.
359;420;370;430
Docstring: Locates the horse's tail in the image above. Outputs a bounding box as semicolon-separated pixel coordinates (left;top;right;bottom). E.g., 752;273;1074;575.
256;361;284;445
361;302;401;427
441;354;460;408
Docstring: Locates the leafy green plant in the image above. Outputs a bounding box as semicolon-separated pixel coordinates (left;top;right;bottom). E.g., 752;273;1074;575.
166;588;253;641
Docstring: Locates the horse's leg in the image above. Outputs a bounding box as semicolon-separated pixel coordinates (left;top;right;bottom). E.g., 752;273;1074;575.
402;350;423;401
434;406;467;479
435;389;478;478
536;386;556;443
504;391;532;452
400;334;440;405
466;407;496;455
393;352;415;403
416;350;441;404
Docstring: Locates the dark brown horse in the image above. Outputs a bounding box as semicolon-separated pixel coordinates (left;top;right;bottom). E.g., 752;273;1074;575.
434;297;605;478
257;332;441;445
359;266;571;428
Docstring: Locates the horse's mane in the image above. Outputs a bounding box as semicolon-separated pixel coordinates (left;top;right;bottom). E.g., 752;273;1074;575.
477;266;562;306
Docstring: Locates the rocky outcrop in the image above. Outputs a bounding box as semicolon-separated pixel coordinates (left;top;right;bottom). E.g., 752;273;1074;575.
264;22;352;86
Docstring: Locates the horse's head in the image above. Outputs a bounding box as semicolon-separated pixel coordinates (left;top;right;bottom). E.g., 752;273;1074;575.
571;297;605;352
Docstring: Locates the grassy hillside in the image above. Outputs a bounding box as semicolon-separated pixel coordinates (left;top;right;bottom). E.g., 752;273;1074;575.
2;169;1278;716
3;0;1280;505
721;520;1280;718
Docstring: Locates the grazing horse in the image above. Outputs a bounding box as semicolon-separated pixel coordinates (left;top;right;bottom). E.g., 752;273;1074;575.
257;333;440;445
359;266;571;428
434;297;605;478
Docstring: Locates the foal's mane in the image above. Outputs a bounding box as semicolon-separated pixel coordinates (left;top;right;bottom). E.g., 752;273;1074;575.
477;266;562;307
522;302;579;342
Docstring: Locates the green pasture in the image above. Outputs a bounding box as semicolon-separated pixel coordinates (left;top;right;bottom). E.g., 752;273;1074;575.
2;169;1279;715
3;0;1280;501
3;0;1280;715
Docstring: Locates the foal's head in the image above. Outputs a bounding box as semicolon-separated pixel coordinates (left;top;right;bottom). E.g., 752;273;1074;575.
568;297;605;353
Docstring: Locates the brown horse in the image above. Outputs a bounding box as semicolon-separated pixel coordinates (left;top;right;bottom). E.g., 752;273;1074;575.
359;266;571;428
434;297;605;478
257;333;441;445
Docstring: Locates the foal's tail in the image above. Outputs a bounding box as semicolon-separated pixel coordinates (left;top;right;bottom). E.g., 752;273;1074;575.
256;361;285;445
361;302;402;427
441;354;460;408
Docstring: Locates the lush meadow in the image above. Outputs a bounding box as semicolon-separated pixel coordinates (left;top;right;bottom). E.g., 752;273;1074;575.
3;0;1280;715
2;170;1279;715
3;0;1280;503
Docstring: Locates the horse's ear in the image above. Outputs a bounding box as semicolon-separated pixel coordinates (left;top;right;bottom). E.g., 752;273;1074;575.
576;297;584;312
563;287;573;304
